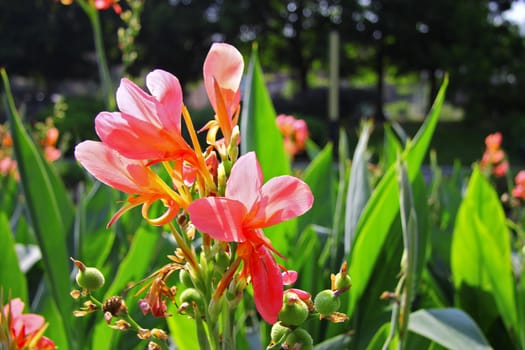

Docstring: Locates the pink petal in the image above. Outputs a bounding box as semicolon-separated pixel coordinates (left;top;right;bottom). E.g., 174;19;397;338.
146;70;183;132
4;298;24;318
226;152;263;209
14;314;44;335
116;78;163;127
75;141;159;194
95;111;191;160
282;270;298;285
247;245;283;324
203;43;243;115
188;197;247;242
248;176;313;228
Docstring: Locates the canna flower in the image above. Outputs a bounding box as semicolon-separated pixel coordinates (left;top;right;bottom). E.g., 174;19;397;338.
512;170;525;200
94;69;213;190
75;141;187;226
0;298;55;350
188;152;313;323
201;43;244;148
56;0;121;14
276;114;309;159
480;132;508;177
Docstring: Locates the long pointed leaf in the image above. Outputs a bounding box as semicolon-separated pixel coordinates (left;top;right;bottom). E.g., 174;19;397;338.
408;308;491;350
240;44;291;179
2;68;73;347
0;212;28;303
347;76;448;317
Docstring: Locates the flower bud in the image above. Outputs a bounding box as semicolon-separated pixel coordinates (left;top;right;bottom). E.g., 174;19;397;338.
285;327;313;350
179;288;205;317
334;273;352;292
270;321;290;343
314;290;340;316
278;292;309;326
179;269;193;288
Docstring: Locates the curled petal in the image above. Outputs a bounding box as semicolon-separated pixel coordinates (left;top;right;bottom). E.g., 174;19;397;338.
188;197;247;242
203;43;244;116
282;270;298;285
249;175;314;228
146;69;183;132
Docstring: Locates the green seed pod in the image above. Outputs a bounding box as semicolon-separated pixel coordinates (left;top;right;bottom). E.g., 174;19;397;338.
334;273;352;291
285;327;313;350
278;292;309;326
270;322;290;343
314;290;340;315
76;266;105;291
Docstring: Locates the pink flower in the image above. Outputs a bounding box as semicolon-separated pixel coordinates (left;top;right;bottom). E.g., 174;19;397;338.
95;70;195;163
75;141;184;226
201;43;244;146
480;132;508;177
512;170;525;199
188;152;313;323
276;114;309;158
1;298;56;349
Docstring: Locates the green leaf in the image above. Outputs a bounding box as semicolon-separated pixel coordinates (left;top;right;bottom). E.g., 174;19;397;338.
451;167;517;332
166;300;200;350
366;323;395;350
344;121;372;255
347;76;448;317
408;308;492;350
1;68;73;345
314;333;353;350
0;212;28;303
240;44;291;179
298;143;334;234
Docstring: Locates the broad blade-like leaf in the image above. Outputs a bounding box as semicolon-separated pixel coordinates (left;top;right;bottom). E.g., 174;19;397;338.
344;121;372;255
347;76;448;317
2;68;73;346
408;308;492;350
0;212;28;303
240;44;291;179
451;167;517;333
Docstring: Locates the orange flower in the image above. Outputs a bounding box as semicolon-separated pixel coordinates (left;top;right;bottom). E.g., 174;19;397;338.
276;114;309;158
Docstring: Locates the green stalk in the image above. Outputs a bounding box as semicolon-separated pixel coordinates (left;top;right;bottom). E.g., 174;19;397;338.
76;0;115;110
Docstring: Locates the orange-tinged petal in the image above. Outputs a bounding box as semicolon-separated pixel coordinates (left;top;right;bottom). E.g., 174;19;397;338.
145;70;183;132
188;197;247;242
203;43;244;117
74;141;163;194
248;175;314;228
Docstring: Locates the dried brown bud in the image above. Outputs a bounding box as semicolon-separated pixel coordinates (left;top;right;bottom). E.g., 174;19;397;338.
103;296;127;316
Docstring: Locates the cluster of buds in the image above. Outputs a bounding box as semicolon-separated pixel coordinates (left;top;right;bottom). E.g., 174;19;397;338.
275;114;309;159
480;132;508;177
268;263;351;350
0;118;62;180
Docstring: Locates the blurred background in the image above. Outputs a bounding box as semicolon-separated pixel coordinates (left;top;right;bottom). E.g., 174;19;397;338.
2;0;525;166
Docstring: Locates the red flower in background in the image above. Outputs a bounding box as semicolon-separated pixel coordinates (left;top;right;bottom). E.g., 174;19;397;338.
480;132;508;177
1;298;56;349
276;114;309;159
188;152;313;323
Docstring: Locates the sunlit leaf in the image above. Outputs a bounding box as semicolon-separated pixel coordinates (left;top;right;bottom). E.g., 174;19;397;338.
0;212;28;303
408;308;491;350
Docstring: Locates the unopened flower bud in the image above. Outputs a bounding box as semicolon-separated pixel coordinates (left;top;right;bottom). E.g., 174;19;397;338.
278;292;309;326
270;321;290;343
314;290;340;316
179;269;193;288
285;327;313;350
71;258;105;291
179;288;205;317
